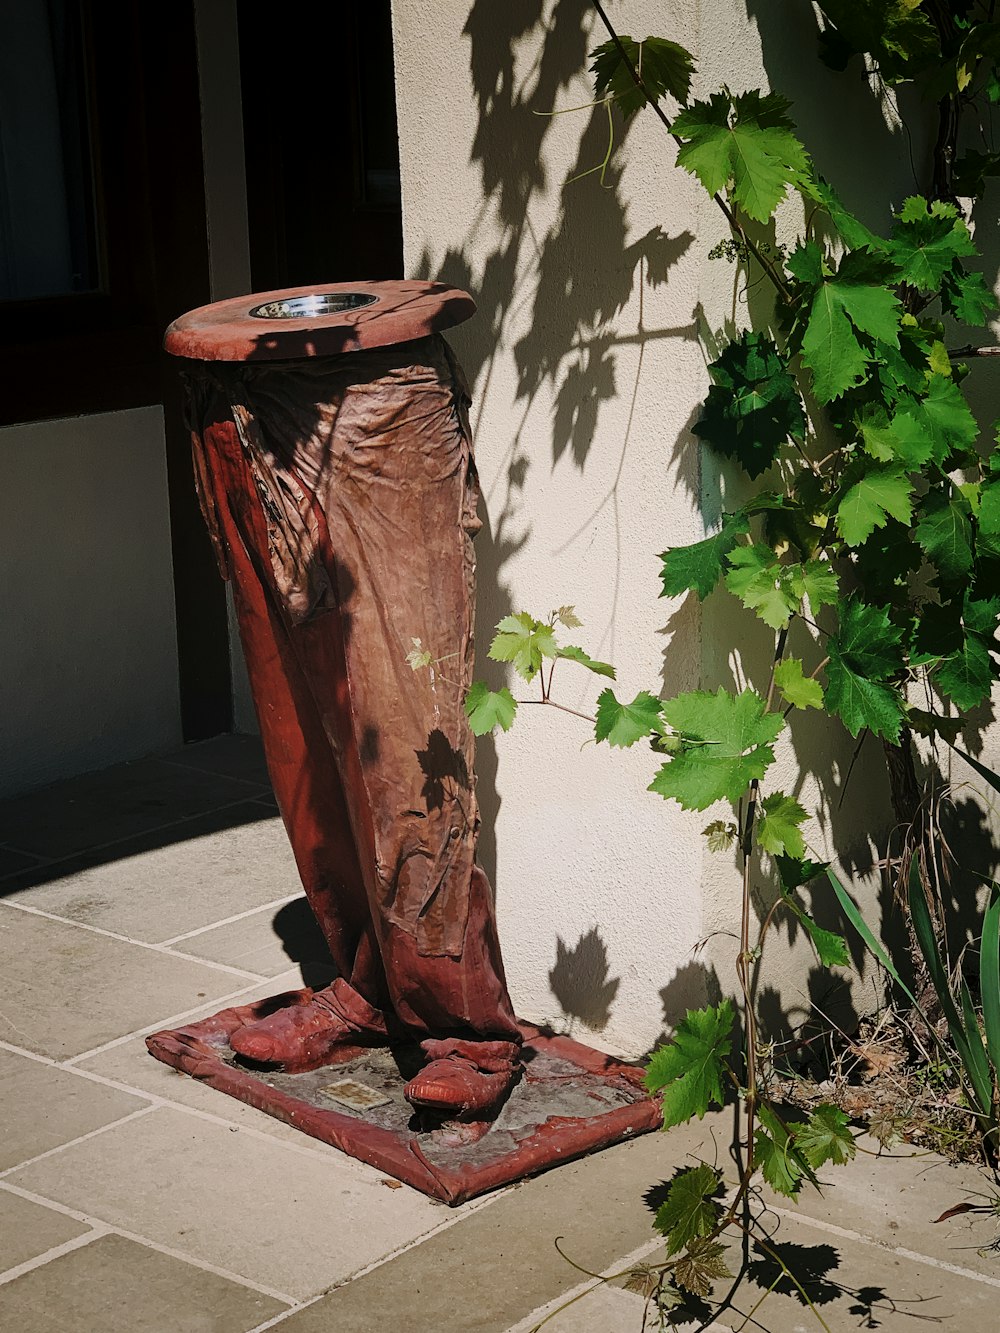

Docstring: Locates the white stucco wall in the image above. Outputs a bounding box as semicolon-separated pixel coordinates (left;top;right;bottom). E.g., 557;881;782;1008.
390;0;955;1053
0;407;182;797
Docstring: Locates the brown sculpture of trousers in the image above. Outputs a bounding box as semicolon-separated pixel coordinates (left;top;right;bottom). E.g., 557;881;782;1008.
183;335;521;1053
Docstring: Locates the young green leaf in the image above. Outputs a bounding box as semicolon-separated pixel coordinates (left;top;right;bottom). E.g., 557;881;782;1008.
895;376;978;468
673;1239;732;1298
553;605;583;629
835;465;914;546
692;332;805;478
814;0;939;83
942;268;997;327
660;512;750;600
756;791;808;857
703;819;738;853
725;545;801;630
464;682;517;735
825;598;906;740
595;688;663;748
590;35;695;118
800;251;902;402
795;1104;857;1168
488;613;557;681
651;689;783;810
645;1000;735;1128
781;887;852;966
653;1164;724;1255
774;658;825;711
556;645;616;679
753;1103;817;1198
672;90;810;222
888;196;976;293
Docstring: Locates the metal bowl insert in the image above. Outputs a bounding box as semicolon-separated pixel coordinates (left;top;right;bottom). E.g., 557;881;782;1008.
249;292;379;320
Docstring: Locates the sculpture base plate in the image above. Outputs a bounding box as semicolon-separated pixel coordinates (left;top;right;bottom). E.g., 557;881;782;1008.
145;989;661;1205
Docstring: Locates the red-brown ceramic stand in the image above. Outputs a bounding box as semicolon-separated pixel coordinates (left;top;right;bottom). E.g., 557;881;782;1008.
151;281;659;1202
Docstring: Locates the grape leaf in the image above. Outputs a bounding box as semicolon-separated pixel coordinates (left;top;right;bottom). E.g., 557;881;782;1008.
645;1000;734;1129
693;332;805;478
488;613;557;681
936;635;993;711
674;1239;732;1298
814;0;939;83
756;791;808;857
651;689;783;810
801;251;902;402
590;35;695;119
405;638;432;671
554;605;583;628
836;465;914;545
703;819;738;852
660;512;750;599
807;175;883;250
725;545;801;630
776;855;831;892
653;1164;724;1255
825;598;906;740
774;658;825;711
753;1103;817;1198
672;90;810;223
781;889;851;966
595;688;663;748
888;196;976;293
943;268;997;327
794;560;840;612
895;376;979;469
464;682;517;735
795;1104;857;1168
914;489;974;585
978;477;1000;535
556;645;616;678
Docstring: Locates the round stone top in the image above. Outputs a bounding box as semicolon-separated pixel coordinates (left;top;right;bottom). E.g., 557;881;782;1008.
163;280;476;362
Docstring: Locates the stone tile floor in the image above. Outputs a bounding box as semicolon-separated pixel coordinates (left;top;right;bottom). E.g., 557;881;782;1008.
1;735;999;1330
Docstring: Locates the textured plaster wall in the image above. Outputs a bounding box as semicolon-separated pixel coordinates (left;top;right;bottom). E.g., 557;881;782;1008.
0;408;182;797
390;0;962;1054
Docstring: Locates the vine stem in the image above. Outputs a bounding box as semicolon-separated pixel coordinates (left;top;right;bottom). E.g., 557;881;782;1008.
519;698;597;725
591;0;794;306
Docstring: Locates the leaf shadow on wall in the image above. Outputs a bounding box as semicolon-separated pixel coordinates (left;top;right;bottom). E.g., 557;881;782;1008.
416;0;699;903
548;926;621;1032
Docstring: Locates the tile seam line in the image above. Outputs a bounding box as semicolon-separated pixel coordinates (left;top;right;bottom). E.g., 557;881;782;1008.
0;1227;109;1290
61;1064;423;1179
159;892;303;945
153;755;273;790
769;1204;1000;1290
0;1105;159;1180
240;1189;511;1333
0;1181;297;1305
0;790;278;864
61;969;302;1064
0;898;267;981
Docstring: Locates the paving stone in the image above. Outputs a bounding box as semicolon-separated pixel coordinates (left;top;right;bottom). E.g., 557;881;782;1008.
3;808;301;944
768;1132;1000;1279
268;1118;721;1332
178;897;335;983
0;909;250;1059
0;1232;288;1331
0;759;264;861
506;1284;648;1332
708;1207;999;1332
7;1104;449;1301
0;1047;148;1172
0;1188;90;1272
158;735;272;787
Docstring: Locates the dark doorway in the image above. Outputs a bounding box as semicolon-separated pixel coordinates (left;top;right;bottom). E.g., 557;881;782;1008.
237;2;404;293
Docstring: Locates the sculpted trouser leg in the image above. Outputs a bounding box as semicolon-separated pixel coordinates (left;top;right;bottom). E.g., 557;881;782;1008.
184;341;520;1102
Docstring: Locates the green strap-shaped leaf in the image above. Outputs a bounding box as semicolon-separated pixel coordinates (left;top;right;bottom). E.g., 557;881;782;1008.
981;886;1000;1082
908;858;992;1118
826;867;918;1008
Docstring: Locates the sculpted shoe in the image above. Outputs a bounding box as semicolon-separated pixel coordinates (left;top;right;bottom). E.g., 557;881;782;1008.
229;982;387;1071
403;1038;521;1119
